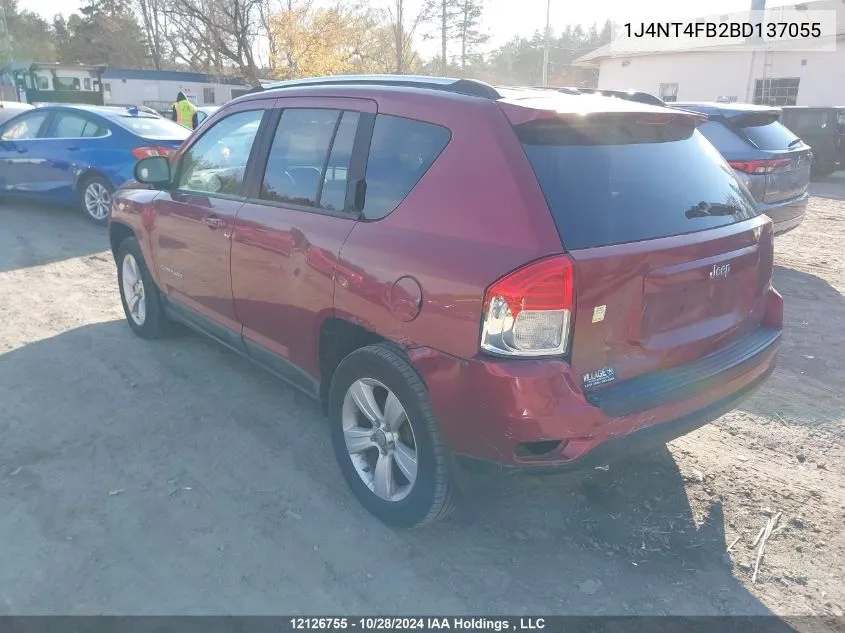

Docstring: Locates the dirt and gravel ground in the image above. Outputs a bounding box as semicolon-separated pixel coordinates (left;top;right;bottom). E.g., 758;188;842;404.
0;181;843;621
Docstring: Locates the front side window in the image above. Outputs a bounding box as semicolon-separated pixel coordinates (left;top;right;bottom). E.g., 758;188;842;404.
261;108;349;208
176;109;264;197
1;111;49;140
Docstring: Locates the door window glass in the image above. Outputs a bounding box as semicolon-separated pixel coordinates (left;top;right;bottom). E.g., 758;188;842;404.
261;108;341;207
319;111;359;211
50;112;108;138
1;111;49;140
176;110;264;196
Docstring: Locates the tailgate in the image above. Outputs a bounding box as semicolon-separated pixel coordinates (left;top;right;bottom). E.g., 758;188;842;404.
513;105;775;393
730;110;811;203
569;219;773;391
763;148;811;203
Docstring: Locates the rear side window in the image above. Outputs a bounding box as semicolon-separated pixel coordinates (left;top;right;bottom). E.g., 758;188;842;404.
321;112;359;211
362;115;450;220
51;113;107;138
519;116;760;250
739;119;799;150
261;108;346;208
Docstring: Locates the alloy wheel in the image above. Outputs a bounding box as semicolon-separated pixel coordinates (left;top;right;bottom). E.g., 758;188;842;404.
84;182;111;221
121;253;147;326
341;378;418;503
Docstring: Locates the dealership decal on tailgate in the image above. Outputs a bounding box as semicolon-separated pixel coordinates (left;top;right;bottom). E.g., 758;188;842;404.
582;366;617;389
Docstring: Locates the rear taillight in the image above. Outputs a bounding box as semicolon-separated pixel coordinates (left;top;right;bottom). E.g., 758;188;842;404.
132;146;175;160
728;158;791;174
480;255;575;357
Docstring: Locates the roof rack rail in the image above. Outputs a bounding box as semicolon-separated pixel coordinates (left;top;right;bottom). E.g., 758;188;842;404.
255;75;502;100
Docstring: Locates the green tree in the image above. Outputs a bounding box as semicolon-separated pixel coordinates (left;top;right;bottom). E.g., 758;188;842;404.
455;0;487;72
421;0;461;73
57;0;151;67
1;0;56;62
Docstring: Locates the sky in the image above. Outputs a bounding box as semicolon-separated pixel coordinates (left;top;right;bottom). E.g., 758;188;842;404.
24;0;800;58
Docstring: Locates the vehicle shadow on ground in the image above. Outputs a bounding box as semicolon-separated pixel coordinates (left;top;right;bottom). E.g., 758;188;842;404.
0;202;108;273
738;265;845;429
0;321;798;623
808;171;845;200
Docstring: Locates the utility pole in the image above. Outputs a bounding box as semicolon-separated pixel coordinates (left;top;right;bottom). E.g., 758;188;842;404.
541;0;551;86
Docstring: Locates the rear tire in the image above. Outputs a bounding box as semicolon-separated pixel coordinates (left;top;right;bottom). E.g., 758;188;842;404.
116;237;168;339
811;164;837;181
329;343;455;528
79;175;113;225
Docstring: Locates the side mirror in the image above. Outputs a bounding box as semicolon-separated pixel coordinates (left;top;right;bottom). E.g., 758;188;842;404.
134;155;171;186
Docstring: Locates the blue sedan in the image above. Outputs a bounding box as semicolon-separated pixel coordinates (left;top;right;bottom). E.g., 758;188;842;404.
0;104;190;224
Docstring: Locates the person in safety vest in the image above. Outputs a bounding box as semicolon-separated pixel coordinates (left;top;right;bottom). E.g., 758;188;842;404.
171;91;198;129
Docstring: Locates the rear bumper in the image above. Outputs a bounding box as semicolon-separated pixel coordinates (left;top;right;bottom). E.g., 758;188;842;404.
409;287;783;471
759;193;808;235
456;364;773;475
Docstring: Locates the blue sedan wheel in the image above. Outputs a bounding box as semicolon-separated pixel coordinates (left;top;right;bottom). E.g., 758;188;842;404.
80;176;113;225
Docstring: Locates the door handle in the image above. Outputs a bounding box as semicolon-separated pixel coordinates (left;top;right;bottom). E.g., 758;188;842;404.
202;216;227;229
15;147;27;154
67;146;80;151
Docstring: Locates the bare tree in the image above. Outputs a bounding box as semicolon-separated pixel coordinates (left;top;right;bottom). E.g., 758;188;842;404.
386;0;424;74
257;0;280;73
137;0;168;70
421;0;460;73
167;0;263;82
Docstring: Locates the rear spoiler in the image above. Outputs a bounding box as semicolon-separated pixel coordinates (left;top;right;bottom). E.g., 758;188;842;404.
579;88;667;107
727;111;781;127
668;106;710;123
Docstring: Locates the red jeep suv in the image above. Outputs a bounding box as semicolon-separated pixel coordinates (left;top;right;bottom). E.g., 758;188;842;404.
109;76;783;527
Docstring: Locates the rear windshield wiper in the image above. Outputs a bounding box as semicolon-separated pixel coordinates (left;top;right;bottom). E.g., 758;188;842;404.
788;137;803;148
685;202;741;218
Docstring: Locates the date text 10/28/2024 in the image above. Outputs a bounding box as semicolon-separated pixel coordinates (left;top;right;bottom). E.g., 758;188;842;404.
290;618;546;631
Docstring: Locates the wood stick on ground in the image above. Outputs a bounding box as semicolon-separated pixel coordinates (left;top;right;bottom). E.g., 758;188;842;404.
753;512;782;583
726;534;743;552
752;525;767;547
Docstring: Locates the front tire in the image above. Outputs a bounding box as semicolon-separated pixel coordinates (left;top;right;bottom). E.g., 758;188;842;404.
329;343;455;528
79;175;113;225
116;237;167;339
